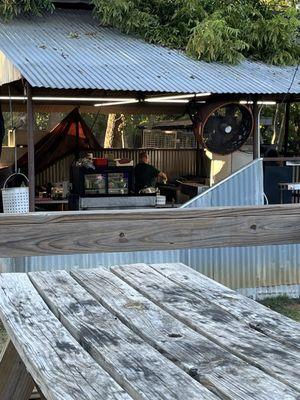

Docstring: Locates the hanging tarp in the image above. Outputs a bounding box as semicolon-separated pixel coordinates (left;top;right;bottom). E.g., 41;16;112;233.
18;108;102;173
0;102;5;158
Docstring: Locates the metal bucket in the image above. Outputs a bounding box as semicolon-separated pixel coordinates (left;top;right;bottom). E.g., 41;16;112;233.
2;173;29;214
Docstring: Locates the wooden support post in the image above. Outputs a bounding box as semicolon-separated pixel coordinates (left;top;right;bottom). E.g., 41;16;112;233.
283;101;291;156
253;101;260;159
26;82;35;212
0;341;34;400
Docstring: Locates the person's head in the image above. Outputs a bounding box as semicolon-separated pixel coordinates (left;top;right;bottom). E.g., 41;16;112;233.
139;152;149;164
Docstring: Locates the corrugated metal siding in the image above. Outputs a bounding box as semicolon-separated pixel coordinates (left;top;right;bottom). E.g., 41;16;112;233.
36;148;198;185
0;9;299;94
180;159;300;295
100;149;197;181
182;159;264;208
36;154;73;186
182;244;300;290
0;250;182;273
238;283;300;300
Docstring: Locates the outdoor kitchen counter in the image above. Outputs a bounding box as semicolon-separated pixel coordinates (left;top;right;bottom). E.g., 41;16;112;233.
0;263;300;400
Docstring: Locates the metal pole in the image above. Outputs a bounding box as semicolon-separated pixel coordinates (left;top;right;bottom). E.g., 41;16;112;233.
26;82;35;212
283;101;291;156
75;112;80;161
253;101;261;159
196;141;201;177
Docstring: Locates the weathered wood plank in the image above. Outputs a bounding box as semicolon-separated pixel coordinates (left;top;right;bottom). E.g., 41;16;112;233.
0;340;34;400
29;270;216;400
72;267;300;400
1;205;300;257
0;273;131;400
150;262;300;351
112;263;300;393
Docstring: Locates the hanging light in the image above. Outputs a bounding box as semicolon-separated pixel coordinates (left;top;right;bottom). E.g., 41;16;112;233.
145;99;189;103
145;93;211;102
0;96;27;101
94;100;139;107
0;96;137;102
33;97;137;102
239;100;276;105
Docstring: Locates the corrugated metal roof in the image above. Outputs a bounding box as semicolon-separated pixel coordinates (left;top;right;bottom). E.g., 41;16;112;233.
0;9;299;94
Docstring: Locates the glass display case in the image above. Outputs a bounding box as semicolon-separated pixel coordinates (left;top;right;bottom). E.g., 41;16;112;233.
108;172;129;195
71;166;133;196
84;174;106;195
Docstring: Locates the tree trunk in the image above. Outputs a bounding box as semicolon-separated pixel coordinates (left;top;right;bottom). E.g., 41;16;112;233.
271;104;279;145
277;104;287;152
104;114;126;148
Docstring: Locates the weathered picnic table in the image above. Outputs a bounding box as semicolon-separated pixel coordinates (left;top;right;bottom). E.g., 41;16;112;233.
0;262;300;400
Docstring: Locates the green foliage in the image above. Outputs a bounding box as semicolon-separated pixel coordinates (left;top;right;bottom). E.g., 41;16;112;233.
35;112;50;131
0;0;299;65
261;103;300;155
260;295;300;322
92;0;299;65
186;13;249;63
0;0;53;20
246;8;300;65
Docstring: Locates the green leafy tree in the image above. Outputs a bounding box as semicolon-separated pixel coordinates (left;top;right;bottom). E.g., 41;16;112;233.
92;0;299;65
0;0;299;65
0;0;53;20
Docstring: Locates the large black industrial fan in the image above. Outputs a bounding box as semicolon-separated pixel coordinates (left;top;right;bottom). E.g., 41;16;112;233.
190;102;254;155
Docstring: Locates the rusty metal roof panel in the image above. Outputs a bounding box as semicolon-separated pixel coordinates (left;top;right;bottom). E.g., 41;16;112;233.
0;9;299;94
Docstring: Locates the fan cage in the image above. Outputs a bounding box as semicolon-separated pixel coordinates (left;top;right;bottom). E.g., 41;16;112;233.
197;103;254;155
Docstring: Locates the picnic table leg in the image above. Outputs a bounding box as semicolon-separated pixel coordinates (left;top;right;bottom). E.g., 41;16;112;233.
35;385;47;400
0;340;35;400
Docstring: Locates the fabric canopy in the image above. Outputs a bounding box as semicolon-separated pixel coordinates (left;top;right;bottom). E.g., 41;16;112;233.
18;108;102;173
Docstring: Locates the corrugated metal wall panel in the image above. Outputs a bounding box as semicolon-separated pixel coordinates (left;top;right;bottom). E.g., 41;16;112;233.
184;244;300;290
99;149;197;180
36;154;74;186
36;149;198;185
180;159;300;296
0;250;182;273
182;159;264;208
238;283;300;300
185;245;260;289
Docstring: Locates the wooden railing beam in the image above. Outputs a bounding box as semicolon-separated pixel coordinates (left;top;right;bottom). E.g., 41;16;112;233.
0;204;300;257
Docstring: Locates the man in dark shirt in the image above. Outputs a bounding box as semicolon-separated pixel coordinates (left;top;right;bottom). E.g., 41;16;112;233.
134;152;167;193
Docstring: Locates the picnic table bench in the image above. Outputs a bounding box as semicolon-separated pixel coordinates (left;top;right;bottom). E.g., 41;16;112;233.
0;262;300;400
